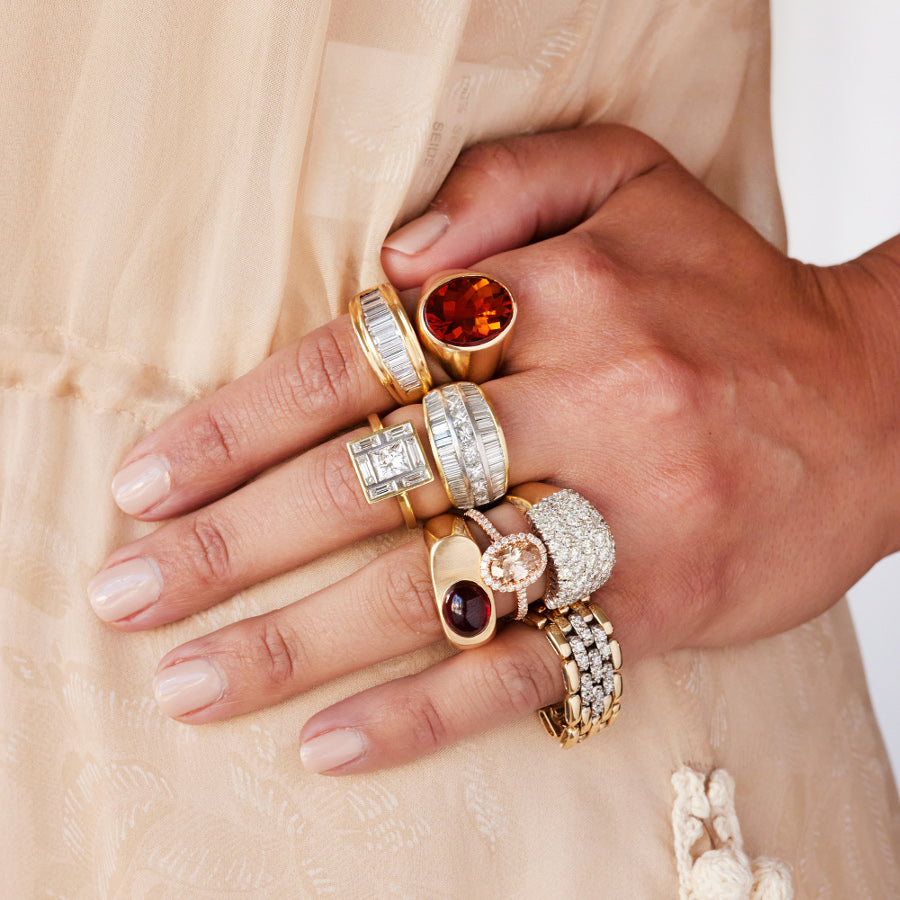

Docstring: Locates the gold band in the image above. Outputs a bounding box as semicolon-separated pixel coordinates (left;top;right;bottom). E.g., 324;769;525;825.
416;271;516;383
522;599;622;748
350;283;432;405
423;513;497;649
346;412;432;530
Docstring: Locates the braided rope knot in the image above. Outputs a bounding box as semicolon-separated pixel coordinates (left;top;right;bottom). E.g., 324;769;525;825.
672;767;793;900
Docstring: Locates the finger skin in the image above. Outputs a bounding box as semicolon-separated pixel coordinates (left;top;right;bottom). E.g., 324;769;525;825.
114;315;397;521
94;377;555;629
382;124;669;290
297;624;561;775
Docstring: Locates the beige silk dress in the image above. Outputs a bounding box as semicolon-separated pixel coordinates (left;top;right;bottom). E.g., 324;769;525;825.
1;0;899;896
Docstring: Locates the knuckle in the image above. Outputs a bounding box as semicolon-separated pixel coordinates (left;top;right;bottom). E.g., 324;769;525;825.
185;405;244;467
302;440;368;524
184;511;234;585
480;650;548;717
618;345;700;421
377;553;439;640
401;690;449;752
455;139;527;191
278;328;358;420
253;619;303;688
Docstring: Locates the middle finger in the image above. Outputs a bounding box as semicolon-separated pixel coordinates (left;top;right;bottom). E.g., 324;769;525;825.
89;375;554;629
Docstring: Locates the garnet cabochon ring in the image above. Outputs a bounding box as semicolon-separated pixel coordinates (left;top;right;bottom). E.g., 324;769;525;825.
416;272;516;383
350;283;433;405
423;513;498;650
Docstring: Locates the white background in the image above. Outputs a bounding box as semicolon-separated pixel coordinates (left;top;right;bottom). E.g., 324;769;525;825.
770;0;900;779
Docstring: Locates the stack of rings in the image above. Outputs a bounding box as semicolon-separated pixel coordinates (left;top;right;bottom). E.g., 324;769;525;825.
348;272;622;747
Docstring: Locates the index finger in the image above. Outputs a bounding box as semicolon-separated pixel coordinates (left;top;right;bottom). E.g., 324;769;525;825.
111;313;420;520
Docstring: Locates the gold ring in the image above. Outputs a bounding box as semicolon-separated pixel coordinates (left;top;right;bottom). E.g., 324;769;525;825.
350;283;432;404
347;413;433;529
522;600;622;748
416;271;516;383
423;513;497;649
422;382;509;509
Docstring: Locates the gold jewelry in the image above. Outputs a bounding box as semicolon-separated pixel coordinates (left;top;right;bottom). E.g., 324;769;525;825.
350;283;432;404
422;382;508;509
416;271;516;383
423;513;497;649
506;483;615;609
347;413;432;529
522;600;622;748
463;508;546;621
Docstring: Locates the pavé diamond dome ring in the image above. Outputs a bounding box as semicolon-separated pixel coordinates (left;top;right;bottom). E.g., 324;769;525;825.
347;413;433;529
350;283;433;405
423;512;497;649
416;272;516;383
423;382;508;509
506;484;615;609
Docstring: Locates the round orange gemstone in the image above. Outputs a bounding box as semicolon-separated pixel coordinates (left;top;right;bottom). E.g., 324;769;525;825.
423;275;514;348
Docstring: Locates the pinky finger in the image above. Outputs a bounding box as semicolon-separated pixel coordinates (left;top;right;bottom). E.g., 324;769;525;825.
298;625;561;775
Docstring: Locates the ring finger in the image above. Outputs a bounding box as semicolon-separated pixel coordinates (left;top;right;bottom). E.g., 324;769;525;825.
151;502;552;725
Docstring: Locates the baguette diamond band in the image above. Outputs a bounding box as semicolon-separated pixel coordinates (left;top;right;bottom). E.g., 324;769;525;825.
423;382;508;509
350;283;432;405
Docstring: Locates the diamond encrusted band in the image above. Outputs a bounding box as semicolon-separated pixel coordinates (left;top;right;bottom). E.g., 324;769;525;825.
423;382;508;509
522;599;622;748
464;508;546;620
350;283;432;405
347;414;433;528
507;487;615;609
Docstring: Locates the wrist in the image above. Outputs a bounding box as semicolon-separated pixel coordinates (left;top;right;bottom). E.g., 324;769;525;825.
812;237;900;557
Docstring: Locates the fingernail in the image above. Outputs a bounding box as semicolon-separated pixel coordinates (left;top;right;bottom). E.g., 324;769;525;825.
154;658;225;718
383;210;450;255
88;557;163;621
300;728;367;774
111;454;172;515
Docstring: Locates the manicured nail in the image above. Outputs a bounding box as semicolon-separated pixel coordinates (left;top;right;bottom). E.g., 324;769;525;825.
383;210;450;255
87;557;163;621
153;658;225;718
300;728;367;774
111;454;171;515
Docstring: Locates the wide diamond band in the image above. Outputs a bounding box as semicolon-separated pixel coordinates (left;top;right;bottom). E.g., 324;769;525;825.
522;599;622;748
350;284;432;405
423;382;508;509
516;488;615;609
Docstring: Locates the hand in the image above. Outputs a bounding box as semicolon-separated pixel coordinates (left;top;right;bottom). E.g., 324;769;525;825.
88;125;900;774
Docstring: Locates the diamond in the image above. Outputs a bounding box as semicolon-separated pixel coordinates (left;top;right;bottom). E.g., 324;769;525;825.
525;489;615;609
423;275;514;348
348;421;432;502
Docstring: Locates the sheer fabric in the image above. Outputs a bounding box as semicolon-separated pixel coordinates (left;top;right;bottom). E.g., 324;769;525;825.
1;1;898;895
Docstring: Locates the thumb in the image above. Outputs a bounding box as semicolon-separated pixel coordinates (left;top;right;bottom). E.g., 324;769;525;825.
381;123;669;290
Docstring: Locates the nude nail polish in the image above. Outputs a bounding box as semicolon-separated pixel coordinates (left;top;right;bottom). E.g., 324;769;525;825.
153;658;225;718
87;557;163;621
111;454;171;515
382;210;450;255
300;729;367;774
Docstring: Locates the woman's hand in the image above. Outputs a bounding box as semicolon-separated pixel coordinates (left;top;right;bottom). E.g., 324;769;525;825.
88;125;900;774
